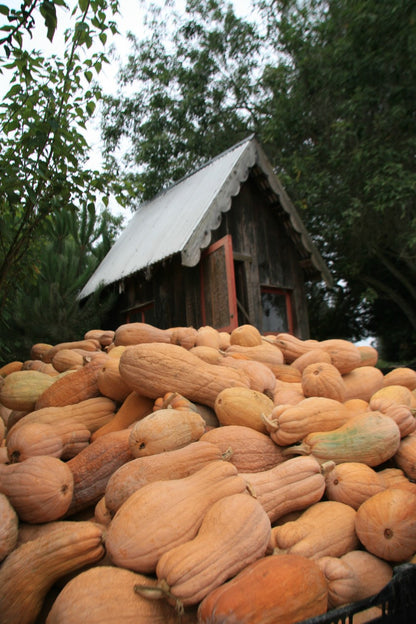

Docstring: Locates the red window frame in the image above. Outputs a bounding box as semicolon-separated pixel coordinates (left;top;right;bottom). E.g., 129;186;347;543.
261;285;294;335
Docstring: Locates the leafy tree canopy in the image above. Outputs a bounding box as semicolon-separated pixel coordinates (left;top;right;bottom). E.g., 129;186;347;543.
101;0;416;360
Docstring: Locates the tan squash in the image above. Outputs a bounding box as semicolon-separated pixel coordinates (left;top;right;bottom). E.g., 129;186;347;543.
35;354;109;409
189;345;223;364
195;325;221;349
105;460;248;573
46;566;196;624
9;396;116;435
6;419;90;462
383;367;416;390
147;492;271;607
42;338;101;363
284;410;401;467
355;487;416;562
0;521;105;624
51;348;85;372
21;359;59;375
128;408;206;457
273;379;305;405
114;322;172;346
271;500;359;559
302;361;347;402
91;391;154;441
30;342;53;361
218;331;231;350
262;397;352;446
0;360;23;377
219;355;277;395
96;355;131;402
0;455;74;523
317;550;393;608
0;370;59;411
241;456;332;523
200;424;286;472
394;431;416;480
291;348;332;372
214;386;274;432
94;496;112;526
169;326;198;350
0;492;19;562
197;553;328;624
269;363;302;383
65;428;133;517
318;338;362;374
105;440;226;516
119;342;249;409
274;332;319;363
230;324;263;347
84;328;115;346
356;344;379;367
225;342;285;368
376;467;409;490
369;396;416;437
370;384;415;407
342;365;384;401
324;462;384;509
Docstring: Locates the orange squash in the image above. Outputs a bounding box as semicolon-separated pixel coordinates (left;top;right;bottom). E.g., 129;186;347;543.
356;344;379;367
0;370;59;411
214;386;274;432
0;521;105;624
355;487;416;562
274;332;319;363
118;342;249;409
230;324;263;346
197;553;328;624
271;500;359;559
0;361;23;377
394;431;416;480
128;408;206;457
369;396;416;438
91;391;153;441
105;460;247;573
150;492;271;607
190;345;223;364
342;366;384;401
200;424;286;473
0;492;18;562
284;410;401;467
291;348;332;372
302;361;347;402
219;356;277;395
194;325;221;349
0;455;74;523
96;356;131;402
114;322;172;346
225;342;285;369
104;440;226;516
318;338;362;374
324;462;384;509
46;566;196;624
383;367;416;390
169;326;198;350
42;339;101;363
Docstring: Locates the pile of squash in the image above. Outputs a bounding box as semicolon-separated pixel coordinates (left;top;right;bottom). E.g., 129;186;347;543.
1;322;416;624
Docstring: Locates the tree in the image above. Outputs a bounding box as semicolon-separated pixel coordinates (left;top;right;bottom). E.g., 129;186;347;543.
101;0;416;360
0;0;119;311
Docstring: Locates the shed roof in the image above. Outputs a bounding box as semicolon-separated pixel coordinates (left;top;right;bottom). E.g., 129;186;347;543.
79;135;332;299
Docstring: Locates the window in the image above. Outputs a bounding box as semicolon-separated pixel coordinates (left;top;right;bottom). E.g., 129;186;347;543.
261;286;293;334
125;301;156;325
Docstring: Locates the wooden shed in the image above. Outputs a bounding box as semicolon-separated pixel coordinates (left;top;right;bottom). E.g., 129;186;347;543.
80;136;332;338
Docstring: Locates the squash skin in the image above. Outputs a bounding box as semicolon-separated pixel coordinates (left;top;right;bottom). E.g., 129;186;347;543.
230;324;263;347
324;462;384;509
42;339;101;363
154;492;271;606
128;408;206;457
219;356;277;394
342;366;384;401
0;521;105;624
105;460;248;573
114;322;172;346
197;553;328;624
225;342;285;369
200;425;286;473
91;391;153;441
240;456;331;523
302;361;347;402
271;500;359;559
0;455;74;523
65;428;134;517
394;431;416;479
119;342;249;409
214;386;274;432
46;566;196;624
284;410;401;466
105;440;225;516
355;487;416;562
383;367;416;390
0;370;58;411
0;492;18;562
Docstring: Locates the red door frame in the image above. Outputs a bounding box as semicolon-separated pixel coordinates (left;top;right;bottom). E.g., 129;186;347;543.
261;285;294;335
200;234;238;332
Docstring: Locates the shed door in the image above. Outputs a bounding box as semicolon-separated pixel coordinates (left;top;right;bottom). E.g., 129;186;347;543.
200;235;238;332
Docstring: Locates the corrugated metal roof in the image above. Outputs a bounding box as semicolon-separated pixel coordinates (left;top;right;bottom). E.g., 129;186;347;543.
79;135;332;299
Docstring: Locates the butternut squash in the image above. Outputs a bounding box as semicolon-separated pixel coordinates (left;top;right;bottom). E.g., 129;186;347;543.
200;424;286;472
105;440;226;516
96;355;131;402
324;462;384;509
240;456;333;523
383;367;416;390
145;493;271;607
46;566;196;624
214;386;274;432
271;500;359;559
302;361;347;402
128;408;206;457
369;396;416;437
230;324;263;346
225;342;285;368
119;342;249;408
105;460;248;573
284;410;401;467
114;322;172;346
65;428;133;517
91;391;153;441
355;487;416;562
219;355;277;395
274;332;319;363
0;455;74;523
319;338;362;374
42;339;101;363
0;521;104;624
394;431;416;480
342;365;384;401
0;370;59;411
195;325;221;349
197;553;328;624
0;491;18;562
291;348;332;372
